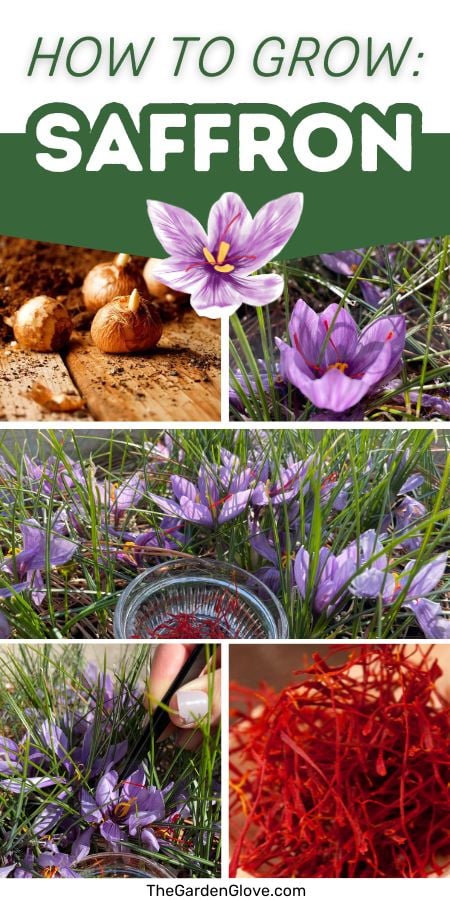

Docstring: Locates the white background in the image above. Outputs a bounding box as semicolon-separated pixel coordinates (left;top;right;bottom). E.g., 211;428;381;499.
0;0;449;131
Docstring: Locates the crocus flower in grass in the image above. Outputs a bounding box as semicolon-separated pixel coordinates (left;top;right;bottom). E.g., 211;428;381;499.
251;455;314;506
37;829;92;878
294;530;386;616
277;300;406;413
320;250;365;276
0;849;34;878
81;767;166;849
250;515;298;593
352;552;449;639
147;192;303;318
229;359;284;411
149;459;254;527
2;519;77;607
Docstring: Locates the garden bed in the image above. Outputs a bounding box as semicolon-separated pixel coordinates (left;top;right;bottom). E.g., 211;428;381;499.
0;428;448;640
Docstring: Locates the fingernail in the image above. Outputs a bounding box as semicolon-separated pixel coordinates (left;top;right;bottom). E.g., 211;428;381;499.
175;690;208;724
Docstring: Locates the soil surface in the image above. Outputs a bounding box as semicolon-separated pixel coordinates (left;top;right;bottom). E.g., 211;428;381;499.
0;237;191;342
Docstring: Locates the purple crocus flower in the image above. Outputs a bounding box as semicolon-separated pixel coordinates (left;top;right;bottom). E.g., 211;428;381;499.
360;280;389;308
408;391;450;419
102;472;146;519
229;359;284;412
147;192;303;318
24;455;87;497
250;514;298;593
81;767;165;848
386;554;448;639
0;864;17;878
320;250;390;308
294;530;385;615
277;300;406;413
383;494;427;551
37;829;92;878
149;460;253;527
145;432;185;468
0;732;63;794
2;518;77;606
320;250;365;276
0;849;34;879
349;551;448;639
405;598;450;638
251;455;314;506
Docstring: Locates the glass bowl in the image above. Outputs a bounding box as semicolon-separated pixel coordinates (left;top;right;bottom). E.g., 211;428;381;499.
114;558;289;639
74;851;174;878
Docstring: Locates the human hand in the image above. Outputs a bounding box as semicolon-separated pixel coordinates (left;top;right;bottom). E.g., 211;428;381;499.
148;644;221;747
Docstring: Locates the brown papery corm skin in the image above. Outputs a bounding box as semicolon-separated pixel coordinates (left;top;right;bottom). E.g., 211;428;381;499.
82;253;149;313
13;296;73;351
90;292;162;353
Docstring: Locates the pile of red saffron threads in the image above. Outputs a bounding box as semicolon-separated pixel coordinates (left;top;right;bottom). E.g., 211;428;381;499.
131;587;242;638
140;612;232;639
230;645;450;878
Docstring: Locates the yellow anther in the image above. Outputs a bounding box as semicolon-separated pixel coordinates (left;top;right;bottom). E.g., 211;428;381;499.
327;362;349;373
114;800;133;819
202;247;216;265
214;263;235;273
216;241;231;264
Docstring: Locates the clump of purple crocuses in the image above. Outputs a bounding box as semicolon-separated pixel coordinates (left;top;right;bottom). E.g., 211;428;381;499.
0;652;219;878
0;430;448;641
230;239;450;421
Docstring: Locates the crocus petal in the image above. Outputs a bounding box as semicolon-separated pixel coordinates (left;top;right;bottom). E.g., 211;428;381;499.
179;496;213;525
225;272;285;307
0;866;16;877
147;199;207;258
189;274;241;318
100;820;121;845
95;770;118;807
148;492;183;519
198;467;220;506
294;547;310;598
318;304;359;367
218;489;252;524
151;256;208;293
1;776;61;793
121;766;146;800
400;474;424;493
320;250;364;276
240;193;303;273
399;553;447;599
207;192;253;259
360;280;387;308
80;789;103;823
287;299;324;369
142;828;160;851
70;828;93;864
350;568;396;599
171;475;198;503
404;598;450;638
279;359;372;413
356;315;406;380
59;867;80;879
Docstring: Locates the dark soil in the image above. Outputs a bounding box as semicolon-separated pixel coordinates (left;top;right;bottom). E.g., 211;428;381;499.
0;237;190;343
